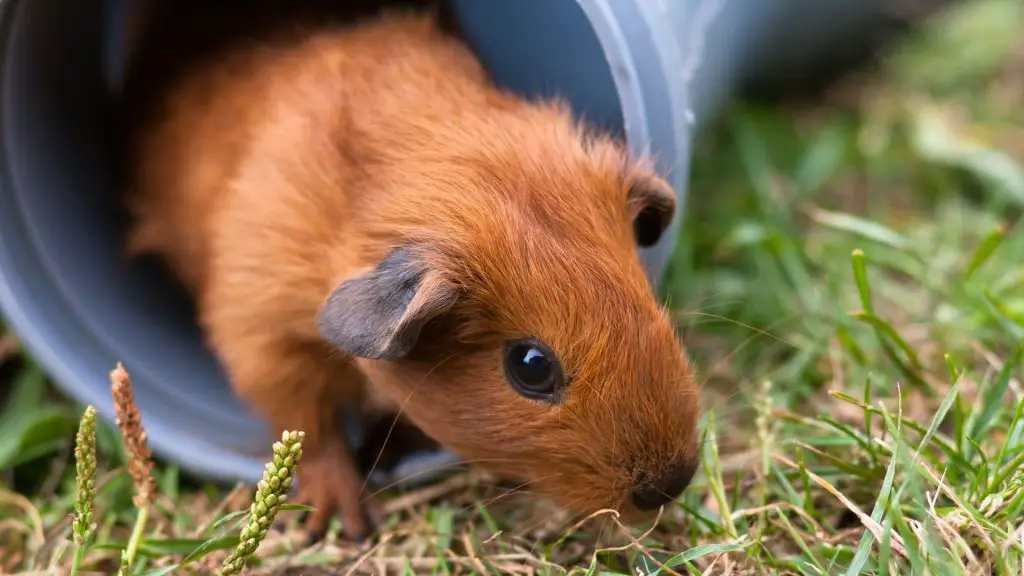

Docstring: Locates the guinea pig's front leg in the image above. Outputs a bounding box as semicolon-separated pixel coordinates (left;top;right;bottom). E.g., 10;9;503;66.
215;336;383;542
290;428;384;542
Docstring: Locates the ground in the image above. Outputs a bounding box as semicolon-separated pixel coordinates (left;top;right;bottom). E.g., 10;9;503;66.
1;0;1023;574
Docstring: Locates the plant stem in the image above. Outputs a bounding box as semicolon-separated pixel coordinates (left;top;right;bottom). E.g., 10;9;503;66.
70;542;87;576
121;505;149;575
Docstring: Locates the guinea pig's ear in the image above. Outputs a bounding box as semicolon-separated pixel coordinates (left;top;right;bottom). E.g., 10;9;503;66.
628;175;677;248
316;246;457;361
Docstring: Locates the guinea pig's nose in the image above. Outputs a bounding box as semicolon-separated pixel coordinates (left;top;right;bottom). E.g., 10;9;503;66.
630;457;698;511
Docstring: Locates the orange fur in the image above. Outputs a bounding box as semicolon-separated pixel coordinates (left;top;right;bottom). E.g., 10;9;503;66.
120;6;701;539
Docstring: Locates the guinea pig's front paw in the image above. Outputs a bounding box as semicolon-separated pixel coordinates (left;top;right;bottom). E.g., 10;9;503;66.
293;447;383;544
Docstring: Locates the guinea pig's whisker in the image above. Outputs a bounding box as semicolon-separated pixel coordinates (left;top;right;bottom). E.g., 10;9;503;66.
361;458;552;526
364;456;541;500
442;473;561;526
670;288;797;338
542;506;621;543
683;310;796;347
359;350;556;502
481;473;561;506
692;312;802;393
358;353;458;496
460;473;562;516
665;295;747;339
364;462;472;501
664;292;738;324
691;387;749;420
669;377;702;397
513;491;604;543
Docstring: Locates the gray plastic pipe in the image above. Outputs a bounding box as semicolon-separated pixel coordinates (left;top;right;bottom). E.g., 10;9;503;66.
0;0;895;487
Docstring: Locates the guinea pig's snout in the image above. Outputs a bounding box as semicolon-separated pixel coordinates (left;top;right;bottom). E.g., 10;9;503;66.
630;456;699;511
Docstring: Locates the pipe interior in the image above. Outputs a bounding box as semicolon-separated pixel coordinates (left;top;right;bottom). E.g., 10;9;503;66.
0;0;628;484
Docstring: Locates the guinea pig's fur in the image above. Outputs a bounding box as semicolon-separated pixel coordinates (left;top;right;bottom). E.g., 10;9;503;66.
119;4;701;540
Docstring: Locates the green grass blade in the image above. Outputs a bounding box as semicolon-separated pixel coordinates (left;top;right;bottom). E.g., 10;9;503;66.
913;379;961;463
793;122;850;197
850;249;874;314
964;225;1006;279
651;542;748;575
0;366;48;469
981;289;1024;339
845;421;900;576
811;209;911;251
850;311;923;370
775;508;824;572
969;342;1023;441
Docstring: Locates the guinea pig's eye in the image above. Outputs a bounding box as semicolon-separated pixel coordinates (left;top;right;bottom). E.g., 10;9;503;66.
502;338;565;401
634;206;666;248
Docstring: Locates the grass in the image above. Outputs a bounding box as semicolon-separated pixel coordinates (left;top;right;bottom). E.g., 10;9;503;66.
2;0;1024;573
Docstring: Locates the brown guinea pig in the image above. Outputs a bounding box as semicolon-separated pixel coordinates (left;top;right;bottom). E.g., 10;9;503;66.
119;6;702;541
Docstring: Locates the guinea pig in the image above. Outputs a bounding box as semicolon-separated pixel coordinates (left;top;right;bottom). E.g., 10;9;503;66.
118;5;702;542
